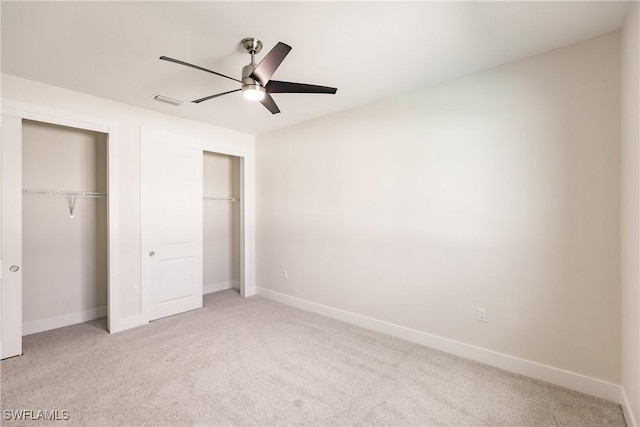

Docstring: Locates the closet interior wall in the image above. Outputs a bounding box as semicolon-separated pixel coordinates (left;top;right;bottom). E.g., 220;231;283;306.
203;152;240;294
22;120;108;334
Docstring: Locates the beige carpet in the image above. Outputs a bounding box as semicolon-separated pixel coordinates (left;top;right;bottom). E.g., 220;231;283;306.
1;290;626;426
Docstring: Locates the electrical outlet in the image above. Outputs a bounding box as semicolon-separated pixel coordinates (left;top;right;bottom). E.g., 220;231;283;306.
478;308;487;322
283;270;288;280
132;287;139;296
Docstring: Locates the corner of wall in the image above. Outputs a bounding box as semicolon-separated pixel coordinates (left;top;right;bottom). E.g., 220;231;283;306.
620;1;640;425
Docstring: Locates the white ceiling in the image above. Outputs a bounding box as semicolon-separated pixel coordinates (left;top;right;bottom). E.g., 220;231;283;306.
1;1;630;135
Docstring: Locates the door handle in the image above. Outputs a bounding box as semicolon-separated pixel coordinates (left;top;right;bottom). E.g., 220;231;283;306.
9;265;20;272
149;251;155;257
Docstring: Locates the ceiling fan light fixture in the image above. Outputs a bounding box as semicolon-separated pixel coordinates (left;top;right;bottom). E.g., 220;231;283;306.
242;84;266;101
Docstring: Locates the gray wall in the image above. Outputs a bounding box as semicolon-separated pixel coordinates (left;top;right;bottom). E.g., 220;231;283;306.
256;33;621;383
22;120;107;329
203;152;240;290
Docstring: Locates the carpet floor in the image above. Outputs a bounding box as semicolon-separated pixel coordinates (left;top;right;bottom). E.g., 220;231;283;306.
1;290;626;426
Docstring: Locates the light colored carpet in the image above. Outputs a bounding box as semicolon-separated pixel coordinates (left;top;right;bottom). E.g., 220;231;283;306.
1;290;626;426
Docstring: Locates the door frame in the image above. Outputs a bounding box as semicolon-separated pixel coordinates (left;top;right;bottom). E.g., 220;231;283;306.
140;127;255;324
1;100;120;358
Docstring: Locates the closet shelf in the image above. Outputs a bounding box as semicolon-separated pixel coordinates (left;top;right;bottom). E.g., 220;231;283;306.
23;189;107;198
23;188;107;218
204;197;240;202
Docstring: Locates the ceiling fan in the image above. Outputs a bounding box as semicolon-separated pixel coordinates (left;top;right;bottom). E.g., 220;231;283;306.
159;38;337;114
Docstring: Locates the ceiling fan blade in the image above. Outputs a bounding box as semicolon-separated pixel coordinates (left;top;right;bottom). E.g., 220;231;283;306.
250;42;292;85
266;80;337;94
160;56;241;84
260;93;281;114
192;89;241;104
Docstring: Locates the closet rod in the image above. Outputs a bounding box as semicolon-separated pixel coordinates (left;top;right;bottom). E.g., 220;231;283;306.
203;197;239;202
23;189;107;198
23;189;107;218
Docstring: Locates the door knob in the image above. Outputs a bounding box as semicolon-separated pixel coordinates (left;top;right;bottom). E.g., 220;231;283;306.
149;251;155;257
9;265;19;272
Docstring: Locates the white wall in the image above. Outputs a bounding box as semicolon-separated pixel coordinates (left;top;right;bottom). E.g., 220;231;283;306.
256;33;621;387
22;120;107;332
203;152;240;292
1;73;254;326
621;2;640;425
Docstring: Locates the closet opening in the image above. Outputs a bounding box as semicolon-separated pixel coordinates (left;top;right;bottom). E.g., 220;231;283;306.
21;119;109;335
203;151;241;296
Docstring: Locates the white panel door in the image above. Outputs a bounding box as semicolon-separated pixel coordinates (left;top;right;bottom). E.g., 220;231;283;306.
1;115;23;359
142;136;203;321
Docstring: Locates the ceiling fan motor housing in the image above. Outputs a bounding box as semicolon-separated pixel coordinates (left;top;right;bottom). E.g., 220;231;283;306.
241;63;265;99
242;63;258;83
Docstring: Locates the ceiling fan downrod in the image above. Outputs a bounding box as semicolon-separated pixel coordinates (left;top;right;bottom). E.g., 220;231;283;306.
240;38;266;100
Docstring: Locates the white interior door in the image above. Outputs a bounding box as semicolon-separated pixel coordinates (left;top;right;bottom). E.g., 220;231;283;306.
142;135;203;321
1;115;23;359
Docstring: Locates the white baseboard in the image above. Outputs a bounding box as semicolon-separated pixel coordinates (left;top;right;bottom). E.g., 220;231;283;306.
621;386;639;427
256;287;622;403
23;306;107;336
204;280;239;295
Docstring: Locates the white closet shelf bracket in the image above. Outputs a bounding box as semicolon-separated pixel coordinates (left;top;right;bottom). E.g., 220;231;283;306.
22;189;108;218
203;197;240;202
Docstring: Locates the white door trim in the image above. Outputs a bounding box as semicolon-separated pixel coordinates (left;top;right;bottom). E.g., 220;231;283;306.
0;99;122;335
